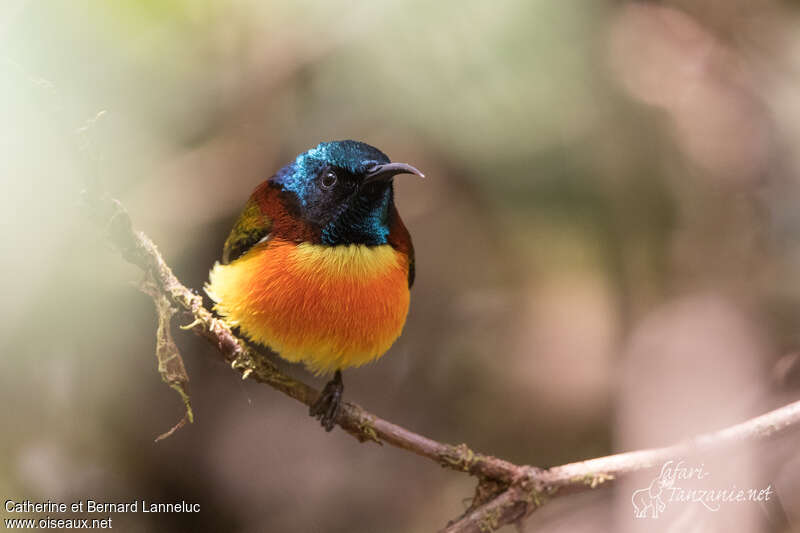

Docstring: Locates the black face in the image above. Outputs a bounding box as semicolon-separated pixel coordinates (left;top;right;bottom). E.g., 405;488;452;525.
302;165;369;229
270;140;423;245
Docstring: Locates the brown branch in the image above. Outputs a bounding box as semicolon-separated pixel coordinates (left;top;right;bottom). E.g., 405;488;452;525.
443;399;800;533
95;193;800;533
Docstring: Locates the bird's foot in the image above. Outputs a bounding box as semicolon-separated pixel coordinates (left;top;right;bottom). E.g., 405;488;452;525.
309;370;343;432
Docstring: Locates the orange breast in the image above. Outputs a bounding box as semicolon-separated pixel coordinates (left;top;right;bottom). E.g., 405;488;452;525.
206;239;410;374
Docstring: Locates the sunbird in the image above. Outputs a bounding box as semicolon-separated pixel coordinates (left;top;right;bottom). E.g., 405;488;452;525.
206;140;423;431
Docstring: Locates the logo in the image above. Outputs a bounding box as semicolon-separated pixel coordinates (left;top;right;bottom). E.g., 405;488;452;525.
631;460;774;519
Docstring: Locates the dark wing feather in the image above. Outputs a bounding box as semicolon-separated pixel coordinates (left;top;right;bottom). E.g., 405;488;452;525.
407;249;415;288
222;196;272;264
386;205;415;288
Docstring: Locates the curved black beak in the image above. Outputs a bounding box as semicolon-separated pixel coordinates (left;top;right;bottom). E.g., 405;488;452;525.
363;162;425;184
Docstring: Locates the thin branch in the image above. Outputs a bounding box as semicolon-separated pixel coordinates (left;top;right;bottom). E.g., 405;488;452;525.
94;193;800;533
443;399;800;533
140;273;193;441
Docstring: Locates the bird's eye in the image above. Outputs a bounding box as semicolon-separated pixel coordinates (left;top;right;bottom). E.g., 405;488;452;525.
320;170;337;189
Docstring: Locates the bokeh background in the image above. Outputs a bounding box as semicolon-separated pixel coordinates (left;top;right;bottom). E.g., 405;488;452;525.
3;1;800;531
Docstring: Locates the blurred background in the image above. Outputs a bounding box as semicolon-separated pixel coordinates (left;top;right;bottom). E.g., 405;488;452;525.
3;0;800;531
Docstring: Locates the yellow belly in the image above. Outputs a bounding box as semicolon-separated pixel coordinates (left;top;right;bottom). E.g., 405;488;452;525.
206;239;410;375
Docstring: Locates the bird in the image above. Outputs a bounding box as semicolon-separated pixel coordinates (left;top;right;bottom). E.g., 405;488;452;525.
205;140;423;431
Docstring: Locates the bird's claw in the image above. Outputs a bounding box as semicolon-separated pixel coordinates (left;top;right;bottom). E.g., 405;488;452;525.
309;370;343;432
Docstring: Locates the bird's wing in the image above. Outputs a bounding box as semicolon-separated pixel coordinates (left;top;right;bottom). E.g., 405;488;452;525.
407;246;415;289
222;194;273;264
387;205;415;288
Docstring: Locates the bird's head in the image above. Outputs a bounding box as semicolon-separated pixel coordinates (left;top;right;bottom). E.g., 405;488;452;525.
222;140;423;263
271;140;423;246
